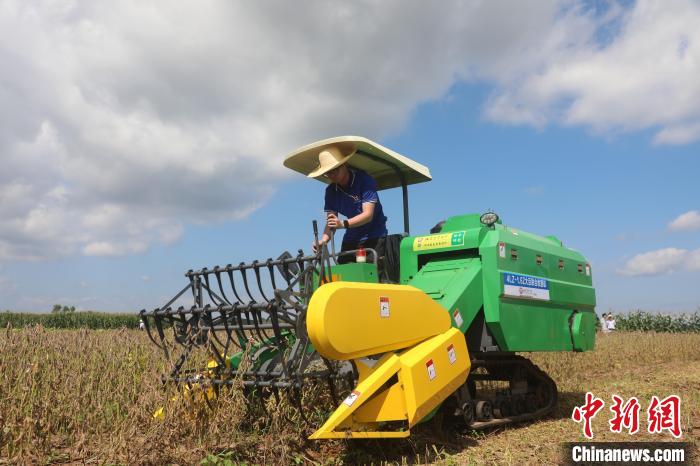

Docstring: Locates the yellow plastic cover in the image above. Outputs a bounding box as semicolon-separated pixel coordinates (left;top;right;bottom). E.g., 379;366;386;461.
306;282;451;360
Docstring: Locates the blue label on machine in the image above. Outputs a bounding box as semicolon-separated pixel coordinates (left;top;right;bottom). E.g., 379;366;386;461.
503;272;550;301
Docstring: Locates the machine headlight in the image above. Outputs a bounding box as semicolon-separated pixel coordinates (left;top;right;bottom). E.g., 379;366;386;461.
480;211;499;227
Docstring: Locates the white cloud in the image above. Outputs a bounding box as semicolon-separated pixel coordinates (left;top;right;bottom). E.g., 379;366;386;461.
654;122;700;145
668;210;700;232
0;0;569;260
1;1;698;262
483;1;700;144
618;247;700;276
686;249;700;271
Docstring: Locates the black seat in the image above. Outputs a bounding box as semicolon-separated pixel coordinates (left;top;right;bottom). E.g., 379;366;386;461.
382;233;403;283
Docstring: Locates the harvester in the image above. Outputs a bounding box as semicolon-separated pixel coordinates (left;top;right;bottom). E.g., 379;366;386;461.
140;136;596;439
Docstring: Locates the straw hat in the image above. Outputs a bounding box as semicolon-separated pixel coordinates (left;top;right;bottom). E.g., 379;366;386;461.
307;144;356;178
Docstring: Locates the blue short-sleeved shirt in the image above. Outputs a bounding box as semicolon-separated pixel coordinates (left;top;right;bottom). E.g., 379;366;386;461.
324;169;388;243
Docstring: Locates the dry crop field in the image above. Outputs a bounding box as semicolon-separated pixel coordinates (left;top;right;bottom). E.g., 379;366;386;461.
0;328;698;465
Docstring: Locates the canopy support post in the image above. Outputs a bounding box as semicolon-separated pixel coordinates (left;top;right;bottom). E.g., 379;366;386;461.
355;150;410;236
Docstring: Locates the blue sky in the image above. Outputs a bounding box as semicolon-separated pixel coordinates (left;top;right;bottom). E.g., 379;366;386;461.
1;1;699;313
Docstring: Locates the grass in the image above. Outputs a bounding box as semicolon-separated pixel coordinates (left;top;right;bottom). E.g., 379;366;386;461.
0;329;698;464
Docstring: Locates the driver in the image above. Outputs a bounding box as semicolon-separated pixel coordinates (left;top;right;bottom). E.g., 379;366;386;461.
309;145;388;267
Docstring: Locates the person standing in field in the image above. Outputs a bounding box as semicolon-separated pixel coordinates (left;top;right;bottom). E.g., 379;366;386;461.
600;313;610;333
606;313;616;331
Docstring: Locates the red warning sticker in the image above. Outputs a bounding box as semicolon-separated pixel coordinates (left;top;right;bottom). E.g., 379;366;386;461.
343;390;361;407
447;344;457;364
498;242;506;258
380;296;390;318
426;359;436;380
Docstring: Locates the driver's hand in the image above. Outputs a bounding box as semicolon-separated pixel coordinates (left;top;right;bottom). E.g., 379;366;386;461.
311;239;326;254
326;213;342;229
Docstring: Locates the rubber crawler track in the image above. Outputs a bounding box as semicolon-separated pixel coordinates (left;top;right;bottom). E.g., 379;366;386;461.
463;353;558;429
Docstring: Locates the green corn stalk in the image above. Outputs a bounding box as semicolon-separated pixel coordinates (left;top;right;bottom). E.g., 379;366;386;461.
615;310;700;333
1;311;141;329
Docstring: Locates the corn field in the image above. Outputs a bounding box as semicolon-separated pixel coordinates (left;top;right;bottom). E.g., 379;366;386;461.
0;311;140;329
614;310;700;333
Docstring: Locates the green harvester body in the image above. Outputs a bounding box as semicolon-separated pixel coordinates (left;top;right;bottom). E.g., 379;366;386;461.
401;213;596;352
323;212;596;354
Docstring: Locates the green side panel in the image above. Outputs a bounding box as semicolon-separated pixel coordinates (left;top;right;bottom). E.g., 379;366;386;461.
571;311;596;351
408;257;483;333
479;225;596;352
312;262;378;289
329;262;378;283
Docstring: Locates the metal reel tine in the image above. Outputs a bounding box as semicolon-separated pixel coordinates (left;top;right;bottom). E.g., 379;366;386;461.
218;305;233;357
247;304;270;344
207;322;228;359
201;268;221;306
252;260;270;302
254;386;270;417
267;301;290;379
211;306;234;358
239;266;257;303
153;309;172;360
266;258;277;291
207;328;227;372
226;265;245;303
286;335;308;376
170;342;194;380
203;384;217;411
213;266;232;305
173;307;192;348
322;357;341;406
326;371;340;407
292;386;314;426
232;302;248;349
141;309;164;350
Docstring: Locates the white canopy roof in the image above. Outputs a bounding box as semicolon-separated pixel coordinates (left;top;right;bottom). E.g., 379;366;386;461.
283;136;432;190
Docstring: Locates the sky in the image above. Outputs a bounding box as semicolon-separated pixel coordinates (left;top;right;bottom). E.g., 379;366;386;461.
1;0;699;313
